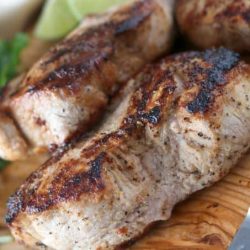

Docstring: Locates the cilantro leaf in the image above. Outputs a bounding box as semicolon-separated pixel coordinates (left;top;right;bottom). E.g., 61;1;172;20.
0;33;28;88
0;159;9;171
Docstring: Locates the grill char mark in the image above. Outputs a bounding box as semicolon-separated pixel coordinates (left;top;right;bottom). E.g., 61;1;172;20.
53;152;106;201
215;0;250;23
6;153;107;223
23;0;153;95
186;48;240;113
5;192;23;224
29;51;113;93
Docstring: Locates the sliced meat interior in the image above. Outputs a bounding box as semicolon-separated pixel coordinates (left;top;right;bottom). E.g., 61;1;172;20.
0;111;27;161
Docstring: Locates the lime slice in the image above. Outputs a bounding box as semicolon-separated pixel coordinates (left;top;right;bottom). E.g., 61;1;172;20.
69;0;127;21
35;0;79;40
35;0;127;40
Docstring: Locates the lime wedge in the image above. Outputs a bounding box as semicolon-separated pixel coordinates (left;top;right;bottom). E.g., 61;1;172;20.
69;0;127;21
35;0;79;40
35;0;127;41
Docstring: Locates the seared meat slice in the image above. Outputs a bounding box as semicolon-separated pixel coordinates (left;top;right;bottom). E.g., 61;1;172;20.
4;0;174;151
7;48;250;250
176;0;250;52
0;112;27;161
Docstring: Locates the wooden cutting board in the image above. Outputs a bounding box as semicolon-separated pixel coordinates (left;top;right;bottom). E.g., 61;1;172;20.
0;152;250;250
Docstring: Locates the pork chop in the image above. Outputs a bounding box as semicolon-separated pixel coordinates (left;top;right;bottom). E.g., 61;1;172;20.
3;0;174;154
176;0;250;52
7;48;250;250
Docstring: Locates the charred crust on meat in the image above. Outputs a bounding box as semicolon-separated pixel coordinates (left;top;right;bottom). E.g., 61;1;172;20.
5;191;23;224
141;106;161;124
88;152;106;180
215;1;250;23
187;48;240;113
47;153;106;206
29;51;114;93
122;67;175;128
44;0;153;64
6;152;106;222
115;0;152;35
18;0;154;95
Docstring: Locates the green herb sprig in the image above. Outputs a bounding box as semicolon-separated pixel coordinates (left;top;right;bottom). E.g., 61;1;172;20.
0;33;28;88
0;159;9;171
0;33;28;170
